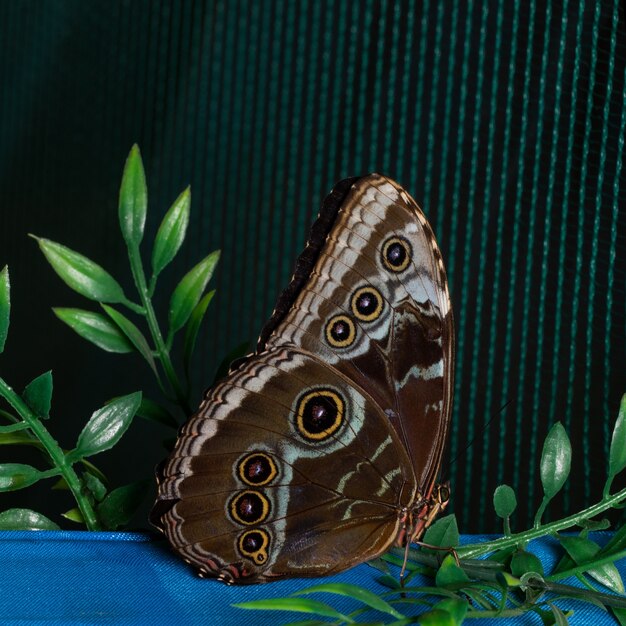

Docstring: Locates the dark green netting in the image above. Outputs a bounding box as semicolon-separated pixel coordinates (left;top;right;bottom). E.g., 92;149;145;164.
0;0;625;533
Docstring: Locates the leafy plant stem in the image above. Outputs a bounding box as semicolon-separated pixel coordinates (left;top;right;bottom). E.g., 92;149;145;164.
458;485;626;559
0;376;102;530
407;550;626;610
125;243;192;415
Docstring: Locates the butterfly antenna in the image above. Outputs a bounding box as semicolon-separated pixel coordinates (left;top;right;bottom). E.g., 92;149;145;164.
448;398;513;469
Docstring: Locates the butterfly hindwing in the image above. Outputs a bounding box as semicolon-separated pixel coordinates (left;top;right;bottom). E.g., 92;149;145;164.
153;347;415;583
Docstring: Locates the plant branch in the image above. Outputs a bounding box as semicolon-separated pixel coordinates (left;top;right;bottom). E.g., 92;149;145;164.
0;376;101;530
457;486;626;559
126;244;192;415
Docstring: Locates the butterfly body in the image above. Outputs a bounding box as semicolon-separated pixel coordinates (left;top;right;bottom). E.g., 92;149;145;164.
151;174;454;584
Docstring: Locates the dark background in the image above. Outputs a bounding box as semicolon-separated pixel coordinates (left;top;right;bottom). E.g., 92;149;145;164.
1;0;625;533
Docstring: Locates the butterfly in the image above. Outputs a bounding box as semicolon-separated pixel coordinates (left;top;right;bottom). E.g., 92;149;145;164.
150;174;454;584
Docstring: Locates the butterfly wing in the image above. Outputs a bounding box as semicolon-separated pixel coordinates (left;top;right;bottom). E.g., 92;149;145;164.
260;174;454;493
152;347;415;583
152;174;454;583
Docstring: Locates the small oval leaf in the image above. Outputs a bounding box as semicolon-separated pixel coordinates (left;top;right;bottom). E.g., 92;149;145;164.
540;422;572;500
33;237;126;303
83;472;107;503
53;308;134;353
493;484;517;519
423;514;460;548
0;463;42;492
183;289;215;371
169;250;220;334
609;395;626;480
152;187;191;278
97;479;149;529
118;144;147;247
23;370;53;419
418;608;458;626
511;550;544;577
0;266;9;353
70;392;142;460
428;598;469;624
0;508;60;530
435;554;471;587
101;304;157;374
62;508;85;524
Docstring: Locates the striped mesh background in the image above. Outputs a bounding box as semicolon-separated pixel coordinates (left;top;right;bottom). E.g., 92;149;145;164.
1;1;625;532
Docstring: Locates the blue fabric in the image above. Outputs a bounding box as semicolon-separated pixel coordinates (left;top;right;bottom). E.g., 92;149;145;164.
0;530;621;624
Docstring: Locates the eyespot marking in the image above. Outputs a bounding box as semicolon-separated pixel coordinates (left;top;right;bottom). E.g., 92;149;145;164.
382;236;412;273
229;490;271;525
295;388;344;442
237;452;278;487
351;286;384;322
237;529;271;565
325;315;356;348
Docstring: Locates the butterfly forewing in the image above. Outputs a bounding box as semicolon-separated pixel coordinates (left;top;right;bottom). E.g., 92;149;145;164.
152;174;454;583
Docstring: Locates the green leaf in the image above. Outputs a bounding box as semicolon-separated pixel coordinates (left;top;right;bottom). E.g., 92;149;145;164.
499;572;522;588
293;583;402;618
0;266;9;353
0;508;59;530
423;598;468;625
97;480;149;529
118;144;147;247
62;508;85;524
511;550;544;577
418;608;458;626
435;554;470;587
423;514;460;548
609;395;626;481
559;535;625;594
51;477;69;490
493;484;517;518
611;607;626;626
540;422;572;500
79;458;108;485
136;397;178;429
33;237;127;303
546;603;569;626
0;463;43;491
183;290;215;372
0;432;40;447
53;308;134;353
83;472;107;502
101;304;157;374
152;187;191;277
69;392;141;461
169;250;220;334
23;370;53;419
599;522;626;556
233;598;350;621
